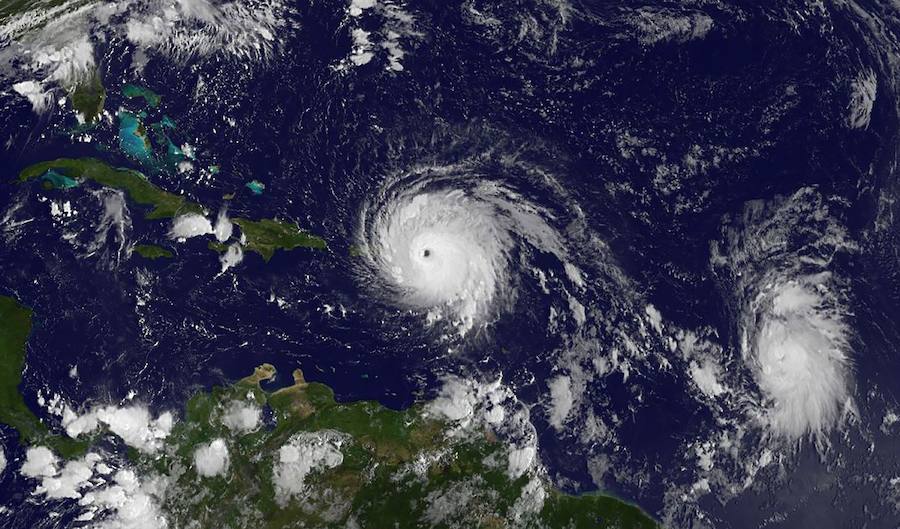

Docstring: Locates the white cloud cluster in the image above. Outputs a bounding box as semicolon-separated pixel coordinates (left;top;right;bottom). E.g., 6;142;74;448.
427;376;539;479
213;208;233;242
341;0;420;72
712;187;857;444
688;358;726;398
751;276;852;440
21;446;59;479
88;190;131;266
847;68;877;129
12;80;53;113
193;438;230;478
506;445;536;479
3;0;289;115
546;375;574;430
81;469;169;529
168;212;214;240
124;0;287;63
62;404;174;454
221;400;261;433
272;431;346;506
219;243;244;273
1;1;104;113
21;444;168;528
630;7;713;45
170;209;244;273
508;476;547;521
22;449;102;500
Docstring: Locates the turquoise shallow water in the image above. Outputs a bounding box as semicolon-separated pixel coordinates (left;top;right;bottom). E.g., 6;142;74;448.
246;180;266;195
41;170;79;189
122;84;161;108
117;111;153;162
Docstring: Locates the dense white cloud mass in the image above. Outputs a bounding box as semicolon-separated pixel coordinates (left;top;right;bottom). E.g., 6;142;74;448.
213;208;233;242
21;446;59;478
63;404;174;453
358;167;580;335
221;400;261;433
193;438;230;478
168;213;214;240
272;431;346;506
752;276;851;440
713;187;856;442
81;469;169;529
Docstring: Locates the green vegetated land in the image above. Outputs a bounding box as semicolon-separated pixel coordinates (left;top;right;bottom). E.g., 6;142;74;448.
0;296;86;457
69;70;106;124
133;244;174;260
0;0;91;27
232;218;328;261
0;296;658;527
18;158;327;261
19;158;203;219
150;366;659;529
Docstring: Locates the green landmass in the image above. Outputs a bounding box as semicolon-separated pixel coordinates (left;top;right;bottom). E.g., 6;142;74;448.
18;158;328;261
233;218;327;261
0;296;658;527
207;241;229;253
0;296;86;457
147;365;659;529
19;158;204;220
123;84;161;108
69;70;106;124
0;0;91;27
133;244;174;260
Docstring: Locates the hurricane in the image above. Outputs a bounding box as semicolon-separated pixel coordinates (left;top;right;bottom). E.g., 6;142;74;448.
748;274;852;441
355;160;582;336
713;188;857;444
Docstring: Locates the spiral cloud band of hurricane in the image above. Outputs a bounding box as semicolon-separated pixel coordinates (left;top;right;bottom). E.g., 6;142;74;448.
356;165;578;335
747;275;852;441
716;188;857;443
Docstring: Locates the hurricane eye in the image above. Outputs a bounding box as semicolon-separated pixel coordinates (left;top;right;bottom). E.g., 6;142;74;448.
423;249;431;257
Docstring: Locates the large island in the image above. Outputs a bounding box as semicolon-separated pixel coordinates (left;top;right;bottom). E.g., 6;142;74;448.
18;157;327;261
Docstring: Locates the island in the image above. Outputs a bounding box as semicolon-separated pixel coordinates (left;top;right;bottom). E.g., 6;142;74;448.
232;217;328;261
18;157;328;261
19;158;204;220
122;84;162;108
133;244;174;260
